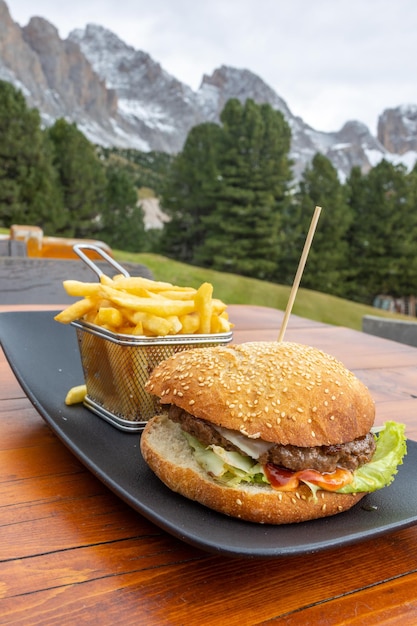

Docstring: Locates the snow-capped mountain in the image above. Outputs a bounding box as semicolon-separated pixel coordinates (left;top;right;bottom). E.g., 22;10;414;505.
1;0;416;180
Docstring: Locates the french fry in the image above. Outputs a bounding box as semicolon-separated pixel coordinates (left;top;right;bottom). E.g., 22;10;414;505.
166;316;183;334
131;311;175;336
211;312;232;333
99;274;115;287
65;384;87;405
212;298;228;314
54;297;98;324
179;312;200;334
111;276;175;292
97;307;124;328
100;285;195;317
112;283;161;298
131;321;144;335
62;280;101;297
158;289;197;300
194;282;213;334
117;325;137;335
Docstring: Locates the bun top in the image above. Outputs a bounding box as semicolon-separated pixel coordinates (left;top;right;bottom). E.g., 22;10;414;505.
145;341;375;447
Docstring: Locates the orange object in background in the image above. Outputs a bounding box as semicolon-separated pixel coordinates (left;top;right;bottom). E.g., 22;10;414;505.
8;225;113;260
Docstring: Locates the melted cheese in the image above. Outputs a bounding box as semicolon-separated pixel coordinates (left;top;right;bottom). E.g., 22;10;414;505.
212;424;272;459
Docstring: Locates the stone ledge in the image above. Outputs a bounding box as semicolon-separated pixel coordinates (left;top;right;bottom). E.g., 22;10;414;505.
0;257;153;305
362;315;417;347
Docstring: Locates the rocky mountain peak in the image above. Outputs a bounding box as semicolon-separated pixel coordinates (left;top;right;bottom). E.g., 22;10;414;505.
378;105;417;155
198;65;292;124
0;1;48;99
1;0;417;179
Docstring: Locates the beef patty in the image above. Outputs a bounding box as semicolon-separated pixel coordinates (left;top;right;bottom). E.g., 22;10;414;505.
168;405;376;473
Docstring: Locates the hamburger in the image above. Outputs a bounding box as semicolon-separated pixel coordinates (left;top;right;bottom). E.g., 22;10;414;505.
141;341;406;524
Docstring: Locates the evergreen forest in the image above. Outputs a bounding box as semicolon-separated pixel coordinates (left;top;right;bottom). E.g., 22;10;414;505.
1;79;417;307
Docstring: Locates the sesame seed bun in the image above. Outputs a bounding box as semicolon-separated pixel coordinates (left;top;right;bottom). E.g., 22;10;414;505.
145;341;375;447
140;413;366;524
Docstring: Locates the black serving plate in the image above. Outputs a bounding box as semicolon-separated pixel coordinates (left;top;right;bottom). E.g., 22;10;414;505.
1;310;417;558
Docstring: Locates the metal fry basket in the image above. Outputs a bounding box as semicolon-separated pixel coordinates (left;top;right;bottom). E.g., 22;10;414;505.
71;244;233;432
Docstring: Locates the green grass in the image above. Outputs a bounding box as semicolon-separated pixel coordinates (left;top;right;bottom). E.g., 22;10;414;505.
114;250;408;331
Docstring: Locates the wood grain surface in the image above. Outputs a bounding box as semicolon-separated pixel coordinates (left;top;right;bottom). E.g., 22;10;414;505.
1;304;417;625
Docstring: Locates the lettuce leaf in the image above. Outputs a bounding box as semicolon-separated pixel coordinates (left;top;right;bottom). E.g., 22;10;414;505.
183;420;407;494
337;421;407;493
183;432;268;486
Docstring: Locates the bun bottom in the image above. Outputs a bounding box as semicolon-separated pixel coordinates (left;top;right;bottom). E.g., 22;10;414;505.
140;414;366;525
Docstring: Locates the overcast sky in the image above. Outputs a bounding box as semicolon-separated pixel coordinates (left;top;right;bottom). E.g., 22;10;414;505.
6;0;417;134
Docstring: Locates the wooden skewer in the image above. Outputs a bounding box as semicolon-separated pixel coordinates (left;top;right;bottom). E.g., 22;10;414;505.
277;205;322;342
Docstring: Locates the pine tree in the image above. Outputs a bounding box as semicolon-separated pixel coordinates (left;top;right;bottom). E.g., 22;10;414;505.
196;99;293;280
47;118;107;237
0;81;64;232
279;153;352;297
100;164;145;252
159;122;222;262
347;160;417;303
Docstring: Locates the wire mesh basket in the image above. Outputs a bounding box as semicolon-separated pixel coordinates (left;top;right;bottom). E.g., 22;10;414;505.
70;244;233;432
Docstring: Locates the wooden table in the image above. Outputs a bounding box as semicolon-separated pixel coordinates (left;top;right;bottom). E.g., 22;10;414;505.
1;303;417;624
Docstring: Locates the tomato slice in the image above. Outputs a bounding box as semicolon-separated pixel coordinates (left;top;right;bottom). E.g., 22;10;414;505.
263;465;300;491
264;463;353;492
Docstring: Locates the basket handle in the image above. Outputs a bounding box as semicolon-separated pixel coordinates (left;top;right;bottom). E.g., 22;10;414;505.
73;244;130;278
